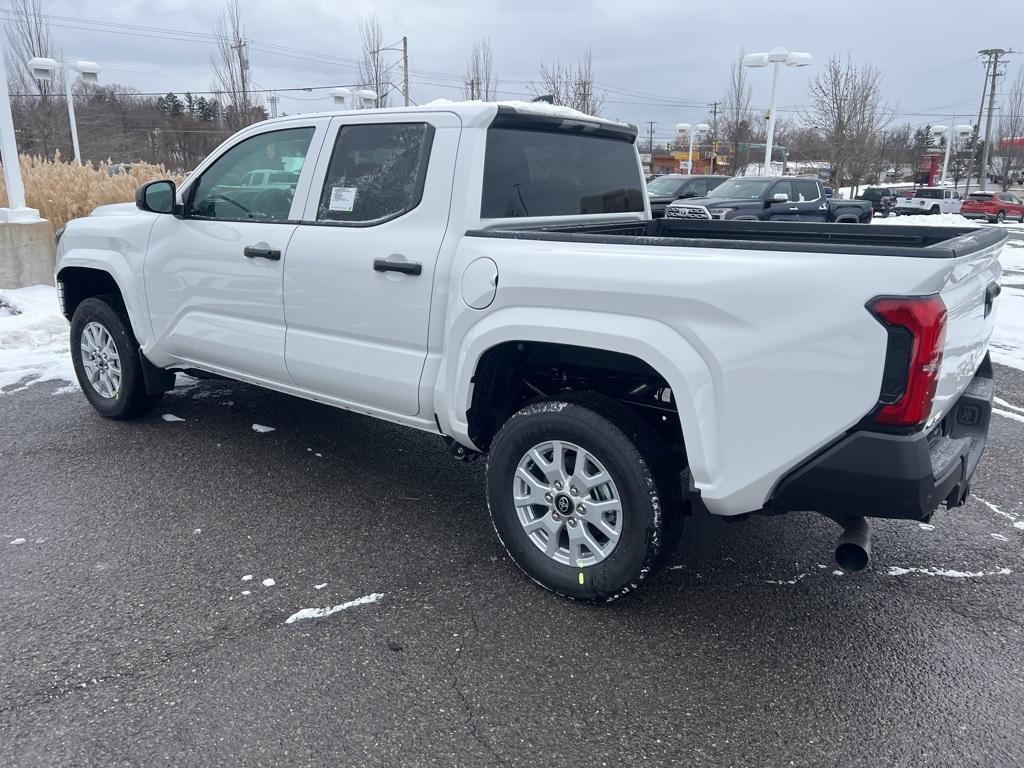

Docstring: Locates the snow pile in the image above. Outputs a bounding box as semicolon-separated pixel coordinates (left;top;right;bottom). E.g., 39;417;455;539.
284;592;383;625
872;213;976;227
991;241;1024;370
887;566;1011;578
0;285;75;395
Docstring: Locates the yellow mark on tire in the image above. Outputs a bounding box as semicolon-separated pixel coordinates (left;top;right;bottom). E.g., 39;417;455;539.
578;572;585;585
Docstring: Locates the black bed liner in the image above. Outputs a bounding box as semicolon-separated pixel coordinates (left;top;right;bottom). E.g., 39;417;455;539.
466;218;1008;259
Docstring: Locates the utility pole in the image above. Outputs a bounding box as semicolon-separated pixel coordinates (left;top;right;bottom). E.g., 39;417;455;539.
230;37;249;124
402;36;409;107
268;93;279;119
978;48;1012;191
707;101;720;173
964;55;992;197
647;121;655;176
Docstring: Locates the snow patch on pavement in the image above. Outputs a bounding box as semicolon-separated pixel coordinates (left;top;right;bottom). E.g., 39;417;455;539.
872;213;977;227
9;537;26;545
262;578;275;587
284;592;384;625
251;424;275;433
161;413;185;422
886;566;1011;578
992;241;1024;370
994;396;1024;413
918;523;935;531
991;533;1009;542
241;574;253;581
972;494;1020;523
314;583;327;590
994;408;1024;423
765;573;807;585
0;285;76;394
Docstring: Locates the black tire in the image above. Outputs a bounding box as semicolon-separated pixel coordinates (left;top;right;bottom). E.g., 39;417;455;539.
930;205;940;215
996;211;1005;223
70;296;163;419
486;395;671;601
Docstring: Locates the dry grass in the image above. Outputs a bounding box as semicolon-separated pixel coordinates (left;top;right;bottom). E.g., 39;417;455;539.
0;153;183;231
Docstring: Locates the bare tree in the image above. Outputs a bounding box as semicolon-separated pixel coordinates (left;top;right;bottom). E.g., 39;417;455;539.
993;66;1024;190
719;51;754;175
463;38;497;100
4;0;70;157
531;48;605;115
358;14;394;108
804;53;891;190
210;0;258;130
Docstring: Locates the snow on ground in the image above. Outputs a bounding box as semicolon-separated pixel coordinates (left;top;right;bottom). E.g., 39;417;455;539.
284;592;384;625
991;241;1024;370
251;424;276;433
872;212;977;227
0;285;75;395
886;566;1011;578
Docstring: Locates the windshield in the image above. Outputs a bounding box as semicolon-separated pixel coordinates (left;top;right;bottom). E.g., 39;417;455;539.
967;193;994;201
914;189;943;199
646;176;683;195
707;177;774;199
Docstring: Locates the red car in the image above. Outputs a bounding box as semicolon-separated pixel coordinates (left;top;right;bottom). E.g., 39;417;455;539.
960;191;1024;223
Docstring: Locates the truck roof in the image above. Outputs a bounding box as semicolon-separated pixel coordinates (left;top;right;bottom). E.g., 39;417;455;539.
257;99;638;137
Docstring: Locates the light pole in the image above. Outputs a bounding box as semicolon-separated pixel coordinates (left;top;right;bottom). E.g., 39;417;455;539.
28;57;100;164
0;36;38;221
742;47;812;175
675;122;710;175
931;122;974;186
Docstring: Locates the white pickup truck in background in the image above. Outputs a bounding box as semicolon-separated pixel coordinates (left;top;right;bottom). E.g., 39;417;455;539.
895;186;963;216
55;102;1005;600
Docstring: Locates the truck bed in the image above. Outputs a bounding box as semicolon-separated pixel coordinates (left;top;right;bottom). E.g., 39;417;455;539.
469;218;1006;259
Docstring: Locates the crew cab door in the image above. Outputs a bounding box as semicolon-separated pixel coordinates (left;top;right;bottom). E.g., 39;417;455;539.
766;180;827;221
282;111;460;416
144;122;329;382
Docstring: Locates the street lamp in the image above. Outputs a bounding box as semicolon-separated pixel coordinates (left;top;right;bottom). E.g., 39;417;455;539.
742;47;812;175
676;122;710;175
331;88;378;110
28;57;100;164
931;123;973;186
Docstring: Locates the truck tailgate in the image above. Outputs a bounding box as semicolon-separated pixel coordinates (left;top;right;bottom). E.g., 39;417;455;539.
929;230;1005;428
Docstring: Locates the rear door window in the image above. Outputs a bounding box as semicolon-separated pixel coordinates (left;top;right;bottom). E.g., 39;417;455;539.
316;122;434;224
482;127;644;217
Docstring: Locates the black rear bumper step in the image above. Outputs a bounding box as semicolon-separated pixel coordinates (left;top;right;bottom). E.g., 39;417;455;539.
769;355;993;522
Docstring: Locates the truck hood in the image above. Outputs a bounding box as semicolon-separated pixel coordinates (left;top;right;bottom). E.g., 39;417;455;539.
89;202;143;217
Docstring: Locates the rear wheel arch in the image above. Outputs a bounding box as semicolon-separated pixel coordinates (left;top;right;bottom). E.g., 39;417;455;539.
466;340;686;463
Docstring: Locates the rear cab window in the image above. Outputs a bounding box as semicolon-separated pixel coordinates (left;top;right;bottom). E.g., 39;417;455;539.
481;110;644;219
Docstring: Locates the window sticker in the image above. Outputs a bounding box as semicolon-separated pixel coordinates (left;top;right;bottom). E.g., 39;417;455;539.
329;186;358;212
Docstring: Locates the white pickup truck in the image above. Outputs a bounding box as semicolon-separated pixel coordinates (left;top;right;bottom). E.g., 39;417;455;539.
56;102;1005;601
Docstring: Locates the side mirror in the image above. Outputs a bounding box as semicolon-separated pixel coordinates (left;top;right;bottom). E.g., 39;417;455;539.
136;179;177;214
771;192;789;203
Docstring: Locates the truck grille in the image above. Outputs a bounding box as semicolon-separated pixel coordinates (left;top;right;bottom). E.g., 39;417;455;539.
665;205;711;220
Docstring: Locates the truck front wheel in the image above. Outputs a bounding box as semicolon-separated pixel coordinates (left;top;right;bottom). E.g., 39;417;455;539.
70;296;163;420
486;396;669;601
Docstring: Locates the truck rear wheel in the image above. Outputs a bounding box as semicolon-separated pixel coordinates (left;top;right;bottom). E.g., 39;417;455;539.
486;396;669;601
70;296;163;420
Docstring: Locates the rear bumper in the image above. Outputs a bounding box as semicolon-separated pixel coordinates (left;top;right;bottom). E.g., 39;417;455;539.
769;356;993;521
960;212;992;221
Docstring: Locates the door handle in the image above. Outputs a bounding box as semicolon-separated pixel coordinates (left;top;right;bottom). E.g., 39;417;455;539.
244;245;281;260
373;257;422;276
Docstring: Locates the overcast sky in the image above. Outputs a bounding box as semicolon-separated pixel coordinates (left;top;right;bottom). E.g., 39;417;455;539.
21;0;1024;141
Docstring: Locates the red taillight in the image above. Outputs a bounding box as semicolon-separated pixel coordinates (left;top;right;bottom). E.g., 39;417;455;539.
869;295;947;428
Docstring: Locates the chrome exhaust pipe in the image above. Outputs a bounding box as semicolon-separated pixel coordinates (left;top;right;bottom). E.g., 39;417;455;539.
834;516;871;572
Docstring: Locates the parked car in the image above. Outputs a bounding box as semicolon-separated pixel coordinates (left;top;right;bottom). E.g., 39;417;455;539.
665;176;873;222
856;186;898;217
646;174;729;218
895;187;962;216
959;191;1024;223
55;102;1003;600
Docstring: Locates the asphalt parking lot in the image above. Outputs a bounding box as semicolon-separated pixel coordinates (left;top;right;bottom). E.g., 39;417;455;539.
2;365;1023;767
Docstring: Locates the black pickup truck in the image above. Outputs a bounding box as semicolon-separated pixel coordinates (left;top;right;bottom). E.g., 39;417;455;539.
665;176;873;223
856;186;898;217
646;174;730;218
